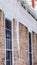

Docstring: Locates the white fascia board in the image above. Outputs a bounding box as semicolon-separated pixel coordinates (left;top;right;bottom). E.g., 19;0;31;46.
20;0;37;20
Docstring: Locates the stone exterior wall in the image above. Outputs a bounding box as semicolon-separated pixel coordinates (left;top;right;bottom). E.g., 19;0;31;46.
19;23;28;65
13;19;19;65
32;32;37;65
0;10;5;65
13;20;29;65
0;11;37;65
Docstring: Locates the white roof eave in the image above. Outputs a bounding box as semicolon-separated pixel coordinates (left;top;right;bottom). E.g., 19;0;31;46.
20;0;37;20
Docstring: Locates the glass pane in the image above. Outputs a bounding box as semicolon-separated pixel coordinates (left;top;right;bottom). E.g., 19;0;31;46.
29;39;32;52
6;51;10;60
6;61;10;65
6;30;11;39
29;32;31;39
6;51;12;65
29;53;32;65
10;52;12;65
29;32;32;52
6;39;12;49
5;18;11;30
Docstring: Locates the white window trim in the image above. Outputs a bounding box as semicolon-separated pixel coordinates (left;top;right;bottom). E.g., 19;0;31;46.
4;17;6;65
12;20;14;65
16;22;20;59
4;18;13;65
28;31;30;65
31;32;33;65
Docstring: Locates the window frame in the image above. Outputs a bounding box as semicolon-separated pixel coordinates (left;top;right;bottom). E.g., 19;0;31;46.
4;18;12;65
29;32;32;65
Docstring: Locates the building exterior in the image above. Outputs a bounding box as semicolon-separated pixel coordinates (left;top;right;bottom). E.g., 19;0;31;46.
0;0;37;65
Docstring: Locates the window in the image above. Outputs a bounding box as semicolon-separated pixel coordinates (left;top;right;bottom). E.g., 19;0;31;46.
5;19;11;30
29;32;32;52
29;32;32;65
6;51;12;65
6;30;11;39
6;39;12;49
5;18;12;65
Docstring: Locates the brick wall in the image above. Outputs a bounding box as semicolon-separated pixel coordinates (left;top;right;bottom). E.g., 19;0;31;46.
13;19;19;65
0;10;37;65
32;32;37;65
0;10;5;65
19;23;28;65
13;20;29;65
0;13;37;65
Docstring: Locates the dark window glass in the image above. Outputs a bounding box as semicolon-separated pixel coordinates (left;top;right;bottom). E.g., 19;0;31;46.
6;51;10;60
5;19;11;30
6;51;12;59
6;39;12;49
29;33;31;39
6;51;12;65
10;52;12;65
6;61;10;65
29;53;32;65
29;32;32;52
29;32;32;65
6;30;11;39
5;18;12;65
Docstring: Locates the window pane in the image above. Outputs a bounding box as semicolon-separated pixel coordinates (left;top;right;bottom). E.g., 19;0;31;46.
10;52;12;65
29;32;31;39
6;51;12;65
6;30;11;39
6;39;12;49
29;32;32;52
6;51;10;60
29;39;32;52
29;53;32;65
5;18;12;65
5;18;11;30
6;61;10;65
